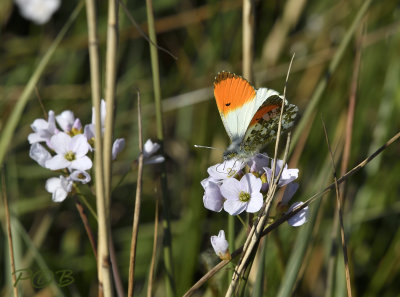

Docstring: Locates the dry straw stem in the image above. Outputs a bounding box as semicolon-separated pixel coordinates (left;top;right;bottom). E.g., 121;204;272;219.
322;120;352;297
0;2;84;167
128;91;144;297
84;0;113;294
1;172;18;297
225;55;295;296
184;130;400;297
242;0;254;81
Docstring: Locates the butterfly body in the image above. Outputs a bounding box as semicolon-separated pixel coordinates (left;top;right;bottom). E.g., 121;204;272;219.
213;71;298;160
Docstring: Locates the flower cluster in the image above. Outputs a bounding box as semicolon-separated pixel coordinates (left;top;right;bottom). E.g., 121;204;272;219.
203;154;309;259
28;100;125;202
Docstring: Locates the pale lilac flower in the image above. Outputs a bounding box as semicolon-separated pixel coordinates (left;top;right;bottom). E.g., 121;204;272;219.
248;153;269;174
70;170;91;184
29;143;51;167
56;110;75;133
221;173;263;215
112;138;125;160
264;160;299;187
28;110;58;147
281;183;299;205
287;202;309;227
15;0;60;25
210;230;230;260
45;133;92;171
143;139;164;164
207;158;245;184
203;181;224;212
45;176;72;202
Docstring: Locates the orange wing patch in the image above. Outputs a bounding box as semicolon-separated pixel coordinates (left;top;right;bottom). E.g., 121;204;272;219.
249;104;280;127
214;72;256;116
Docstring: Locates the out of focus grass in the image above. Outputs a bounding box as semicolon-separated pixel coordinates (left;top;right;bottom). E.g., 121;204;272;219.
1;0;400;296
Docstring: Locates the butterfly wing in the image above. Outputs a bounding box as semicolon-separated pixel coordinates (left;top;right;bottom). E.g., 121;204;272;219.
214;72;263;141
239;88;298;155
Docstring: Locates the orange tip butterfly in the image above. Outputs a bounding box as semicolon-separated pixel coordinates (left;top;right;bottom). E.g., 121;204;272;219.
213;71;298;160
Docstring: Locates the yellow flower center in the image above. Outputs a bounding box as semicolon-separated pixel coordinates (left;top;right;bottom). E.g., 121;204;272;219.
64;151;76;161
239;191;250;202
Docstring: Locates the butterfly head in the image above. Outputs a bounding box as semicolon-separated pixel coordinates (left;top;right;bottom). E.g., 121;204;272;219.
223;138;244;160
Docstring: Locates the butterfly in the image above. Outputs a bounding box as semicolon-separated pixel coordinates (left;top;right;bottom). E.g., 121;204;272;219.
213;71;298;160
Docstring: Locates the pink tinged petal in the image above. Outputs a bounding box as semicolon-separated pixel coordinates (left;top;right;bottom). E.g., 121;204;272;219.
50;132;71;155
112;138;125;160
287;202;309;227
224;199;246;215
210;230;230;260
246;192;263;213
282;183;299;205
56;110;75;132
220;178;241;199
70;170;91;184
72;118;82;131
29;143;52;167
70;156;92;171
45;155;70;170
203;182;223;212
70;134;90;157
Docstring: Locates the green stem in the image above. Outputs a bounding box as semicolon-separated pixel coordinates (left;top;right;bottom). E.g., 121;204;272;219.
145;0;175;296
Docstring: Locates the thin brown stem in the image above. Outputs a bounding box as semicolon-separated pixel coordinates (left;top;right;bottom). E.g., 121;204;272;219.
1;171;18;297
147;194;160;297
242;0;254;81
322;120;352;297
75;196;97;259
128;91;144;297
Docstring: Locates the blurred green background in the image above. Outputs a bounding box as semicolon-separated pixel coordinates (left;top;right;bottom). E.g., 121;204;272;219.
1;0;400;296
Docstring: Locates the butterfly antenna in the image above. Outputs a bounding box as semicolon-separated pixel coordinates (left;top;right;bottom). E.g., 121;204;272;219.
194;145;220;150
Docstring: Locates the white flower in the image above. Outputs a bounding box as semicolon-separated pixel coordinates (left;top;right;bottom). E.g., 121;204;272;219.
29;143;51;167
207;158;245;184
15;0;60;25
112;138;125;160
28;110;58;147
221;173;263;215
287;202;309;227
202;180;224;212
264;160;299;187
45;133;92;171
45;176;72;202
70;170;91;184
247;153;269;174
56;110;75;133
210;230;230;260
143;139;164;164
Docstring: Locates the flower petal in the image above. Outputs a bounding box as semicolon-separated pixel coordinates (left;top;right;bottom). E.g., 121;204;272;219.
112;138;125;160
29;143;52;167
45;155;70;170
49;132;71;155
223;199;246;215
220;178;241;199
287;202;309;227
56;110;75;132
246;192;263;213
282;183;299;204
203;182;223;212
70;134;89;157
210;230;230;260
70;156;92;171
